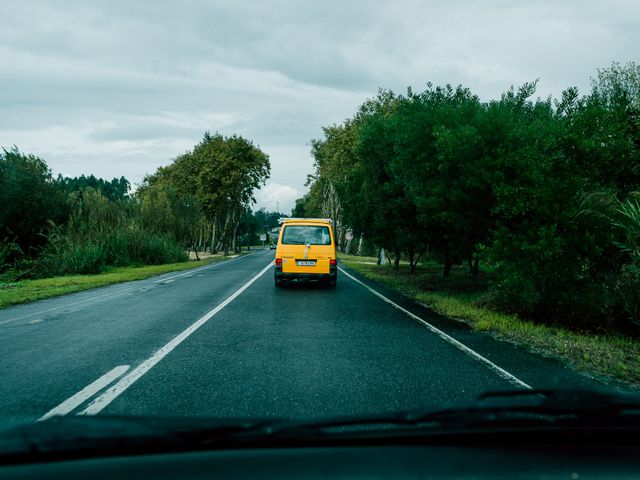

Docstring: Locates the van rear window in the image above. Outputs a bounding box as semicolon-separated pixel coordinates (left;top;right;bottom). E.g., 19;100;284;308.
282;226;332;245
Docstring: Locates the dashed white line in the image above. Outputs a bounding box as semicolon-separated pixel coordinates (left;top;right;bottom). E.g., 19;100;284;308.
0;287;136;326
338;267;532;390
38;365;130;421
152;251;259;283
79;262;274;416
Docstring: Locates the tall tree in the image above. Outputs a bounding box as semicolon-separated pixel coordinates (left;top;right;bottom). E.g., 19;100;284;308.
0;147;70;254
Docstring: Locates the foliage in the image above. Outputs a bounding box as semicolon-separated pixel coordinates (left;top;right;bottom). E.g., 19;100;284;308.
33;188;187;276
300;62;640;330
141;132;270;255
0;147;70;254
57;174;130;202
0;130;270;279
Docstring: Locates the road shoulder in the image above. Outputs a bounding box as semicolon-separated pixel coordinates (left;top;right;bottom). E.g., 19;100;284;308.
0;251;256;310
339;260;639;392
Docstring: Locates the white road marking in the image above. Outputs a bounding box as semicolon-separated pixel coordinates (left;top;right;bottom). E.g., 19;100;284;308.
79;262;273;416
38;365;130;421
338;267;532;390
152;251;257;284
29;319;43;324
0;287;136;326
0;251;263;327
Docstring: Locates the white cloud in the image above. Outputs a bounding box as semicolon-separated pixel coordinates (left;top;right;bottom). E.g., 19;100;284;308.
253;182;301;214
0;0;638;199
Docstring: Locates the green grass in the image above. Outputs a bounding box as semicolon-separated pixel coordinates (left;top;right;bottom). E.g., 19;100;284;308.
338;253;379;264
0;254;241;309
342;259;640;388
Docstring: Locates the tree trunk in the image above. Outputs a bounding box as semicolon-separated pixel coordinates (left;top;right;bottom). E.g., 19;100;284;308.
377;247;384;265
409;251;422;274
472;256;480;279
211;219;216;254
192;239;200;261
232;221;239;253
443;245;453;278
443;259;454;278
394;250;400;270
408;247;415;274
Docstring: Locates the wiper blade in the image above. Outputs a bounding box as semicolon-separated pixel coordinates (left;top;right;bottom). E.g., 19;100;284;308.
0;415;282;463
2;389;639;463
417;388;640;420
476;388;640;412
271;389;640;435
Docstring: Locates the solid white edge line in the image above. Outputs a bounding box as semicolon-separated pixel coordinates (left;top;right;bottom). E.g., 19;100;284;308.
79;261;274;416
37;365;130;421
338;267;532;390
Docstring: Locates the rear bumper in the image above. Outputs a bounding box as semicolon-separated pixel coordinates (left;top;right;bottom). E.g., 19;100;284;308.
274;267;337;282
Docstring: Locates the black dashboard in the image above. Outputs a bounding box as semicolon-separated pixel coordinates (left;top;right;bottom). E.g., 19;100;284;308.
1;444;638;479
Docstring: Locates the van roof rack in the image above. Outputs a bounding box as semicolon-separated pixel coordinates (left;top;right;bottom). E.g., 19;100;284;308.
278;217;332;224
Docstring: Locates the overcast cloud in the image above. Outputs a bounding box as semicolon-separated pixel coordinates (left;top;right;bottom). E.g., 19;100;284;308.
1;0;638;212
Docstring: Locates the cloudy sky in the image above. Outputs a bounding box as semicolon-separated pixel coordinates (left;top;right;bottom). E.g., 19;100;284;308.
1;1;638;212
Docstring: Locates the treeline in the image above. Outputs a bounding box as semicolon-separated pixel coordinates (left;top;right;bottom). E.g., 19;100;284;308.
0;132;271;279
296;62;640;330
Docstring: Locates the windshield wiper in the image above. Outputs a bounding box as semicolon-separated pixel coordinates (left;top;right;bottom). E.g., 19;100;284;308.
268;389;640;439
2;389;639;464
0;415;282;464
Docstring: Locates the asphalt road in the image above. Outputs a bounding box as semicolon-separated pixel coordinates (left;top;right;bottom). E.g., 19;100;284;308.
0;249;610;432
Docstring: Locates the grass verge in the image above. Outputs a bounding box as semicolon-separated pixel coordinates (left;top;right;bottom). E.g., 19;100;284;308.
340;257;640;388
0;253;244;310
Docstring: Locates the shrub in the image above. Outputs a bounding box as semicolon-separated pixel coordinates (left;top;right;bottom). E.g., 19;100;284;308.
32;225;187;278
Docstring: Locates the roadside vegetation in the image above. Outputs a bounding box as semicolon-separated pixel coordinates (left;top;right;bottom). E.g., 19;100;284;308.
298;62;640;337
340;255;640;387
0;132;278;289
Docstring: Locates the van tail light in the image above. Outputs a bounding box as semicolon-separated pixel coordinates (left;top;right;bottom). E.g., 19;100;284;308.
275;258;283;267
329;259;337;266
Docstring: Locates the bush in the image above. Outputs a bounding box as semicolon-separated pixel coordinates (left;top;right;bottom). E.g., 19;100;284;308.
488;268;540;315
0;240;23;272
616;265;640;326
102;227;187;266
36;234;107;276
32;225;187;278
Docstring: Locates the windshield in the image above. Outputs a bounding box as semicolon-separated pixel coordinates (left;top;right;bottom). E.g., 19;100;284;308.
1;0;639;469
282;225;332;245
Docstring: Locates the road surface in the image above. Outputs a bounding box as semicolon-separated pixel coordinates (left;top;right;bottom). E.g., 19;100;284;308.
0;249;606;431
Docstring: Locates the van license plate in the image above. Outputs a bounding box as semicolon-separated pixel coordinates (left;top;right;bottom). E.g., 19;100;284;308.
297;260;316;266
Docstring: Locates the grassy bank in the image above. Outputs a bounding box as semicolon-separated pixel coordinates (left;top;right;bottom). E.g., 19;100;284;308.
0;253;242;309
340;255;640;388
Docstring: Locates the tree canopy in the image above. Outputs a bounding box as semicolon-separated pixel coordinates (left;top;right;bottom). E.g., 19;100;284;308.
297;62;640;328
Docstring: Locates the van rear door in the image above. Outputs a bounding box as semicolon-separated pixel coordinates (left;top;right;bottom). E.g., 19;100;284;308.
279;223;334;274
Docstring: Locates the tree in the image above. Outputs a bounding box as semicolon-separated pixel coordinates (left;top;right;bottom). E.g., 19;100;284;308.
142;132;270;255
0;147;70;255
57;174;131;202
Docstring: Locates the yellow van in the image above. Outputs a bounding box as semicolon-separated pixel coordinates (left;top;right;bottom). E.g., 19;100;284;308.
274;218;337;287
